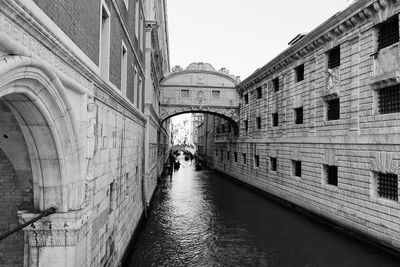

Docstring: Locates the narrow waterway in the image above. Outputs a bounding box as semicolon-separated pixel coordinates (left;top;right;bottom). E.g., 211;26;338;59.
125;154;400;266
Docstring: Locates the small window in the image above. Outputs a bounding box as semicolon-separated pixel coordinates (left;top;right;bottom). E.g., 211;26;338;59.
222;124;225;133
378;85;400;114
256;87;262;99
328;46;341;69
244;120;248;132
244;94;249;104
378;15;399;51
324;165;338;186
242;153;247;164
212;90;221;98
292;160;302;177
272;113;278;127
227;151;230;160
181;89;190;98
234;152;238;162
220;150;223;160
375;172;398;201
294;107;303;124
326;98;340;121
254;155;260;168
295;64;304;82
270;157;277;171
273;77;279;92
256;117;261;129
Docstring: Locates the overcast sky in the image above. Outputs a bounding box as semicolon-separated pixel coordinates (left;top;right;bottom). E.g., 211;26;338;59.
167;0;351;80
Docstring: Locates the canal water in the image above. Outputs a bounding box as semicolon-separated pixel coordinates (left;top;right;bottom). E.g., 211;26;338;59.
125;155;400;266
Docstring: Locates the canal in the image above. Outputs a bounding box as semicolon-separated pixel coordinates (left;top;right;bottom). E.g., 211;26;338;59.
124;155;400;266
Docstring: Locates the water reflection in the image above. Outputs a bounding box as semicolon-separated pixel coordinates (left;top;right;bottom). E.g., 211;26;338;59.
125;155;400;266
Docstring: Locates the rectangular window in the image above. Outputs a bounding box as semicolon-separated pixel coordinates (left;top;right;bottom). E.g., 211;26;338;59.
244;120;248;132
138;77;143;111
376;172;398;201
234;152;238;162
326;98;340;121
132;68;138;105
256;117;261;129
324;165;338;186
100;4;111;80
328;46;341;69
212;90;221;98
378;15;399;50
181;89;190;98
294;107;303;124
272;113;278;127
121;42;127;96
244;93;249;104
135;0;140;37
220;150;223;160
270;157;277;171
292;160;302;177
273;77;279;92
242;153;247;164
295;64;304;82
221;124;225;133
254;155;260;168
139;14;144;51
256;87;262;99
378;85;400;114
227;151;230;160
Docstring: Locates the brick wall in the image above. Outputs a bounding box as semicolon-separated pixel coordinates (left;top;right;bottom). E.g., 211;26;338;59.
0;148;25;267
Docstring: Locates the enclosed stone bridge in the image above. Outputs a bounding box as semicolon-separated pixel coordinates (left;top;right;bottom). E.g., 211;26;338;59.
160;63;240;134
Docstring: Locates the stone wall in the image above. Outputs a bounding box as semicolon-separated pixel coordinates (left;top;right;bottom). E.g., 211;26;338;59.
214;0;400;252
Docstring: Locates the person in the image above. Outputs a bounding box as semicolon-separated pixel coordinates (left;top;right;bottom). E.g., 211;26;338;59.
168;152;175;178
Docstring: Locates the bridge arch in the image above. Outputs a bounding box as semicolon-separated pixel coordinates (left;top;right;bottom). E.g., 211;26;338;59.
160;62;240;135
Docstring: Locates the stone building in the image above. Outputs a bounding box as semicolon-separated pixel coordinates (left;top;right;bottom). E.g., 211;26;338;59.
0;0;169;266
196;115;216;168
214;0;400;252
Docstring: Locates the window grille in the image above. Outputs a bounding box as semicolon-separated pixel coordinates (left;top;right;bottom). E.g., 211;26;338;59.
181;89;189;98
244;120;248;132
244;94;249;104
273;78;279;92
255;155;260;167
270;157;277;171
327;98;340;121
292;160;302;177
328;46;341;69
256;117;261;129
378;85;400;114
295;64;304;82
295;107;303;124
377;172;398;201
243;153;247;164
272;113;278;127
378;15;399;50
212;90;221;98
256;87;262;99
325;165;338;186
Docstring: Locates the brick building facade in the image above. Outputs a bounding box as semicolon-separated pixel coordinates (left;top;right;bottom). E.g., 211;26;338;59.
214;0;400;252
0;0;169;266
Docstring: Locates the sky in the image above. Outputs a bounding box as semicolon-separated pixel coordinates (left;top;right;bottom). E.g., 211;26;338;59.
167;0;352;80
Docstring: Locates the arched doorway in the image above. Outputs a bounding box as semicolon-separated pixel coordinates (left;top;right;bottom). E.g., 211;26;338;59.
0;56;83;265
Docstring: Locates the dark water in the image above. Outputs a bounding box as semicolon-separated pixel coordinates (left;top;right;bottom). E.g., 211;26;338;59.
125;155;400;267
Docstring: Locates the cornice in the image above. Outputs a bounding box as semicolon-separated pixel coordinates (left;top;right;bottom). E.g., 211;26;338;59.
239;0;397;91
162;70;240;85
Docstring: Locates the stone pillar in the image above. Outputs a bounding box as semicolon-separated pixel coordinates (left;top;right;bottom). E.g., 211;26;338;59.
18;210;90;267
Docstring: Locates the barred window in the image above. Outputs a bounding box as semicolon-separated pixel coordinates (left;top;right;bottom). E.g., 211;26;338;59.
270;157;277;171
295;64;304;82
326;98;340;121
244;94;249;104
242;153;247;164
181;89;190;98
378;15;399;51
376;172;398;201
294;107;303;124
255;155;260;168
220;150;223;160
272;113;278;127
256;87;262;99
328;46;340;69
256;117;261;129
227;151;230;160
273;77;280;92
244;120;248;132
378;85;400;114
234;152;238;162
324;165;338;186
212;90;221;98
292;160;302;177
